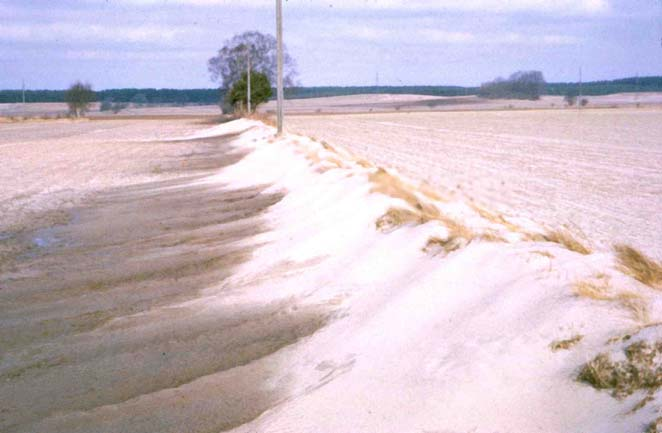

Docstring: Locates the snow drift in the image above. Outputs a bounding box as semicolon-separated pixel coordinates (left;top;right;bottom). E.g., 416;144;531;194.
196;119;661;433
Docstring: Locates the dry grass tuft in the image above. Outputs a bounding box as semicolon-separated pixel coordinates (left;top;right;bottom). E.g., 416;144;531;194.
376;208;430;232
550;335;583;352
305;149;322;165
325;156;345;168
436;214;474;242
542;229;591;255
614;244;662;289
646;417;662;433
419;181;446;202
617;294;650;324
355;159;373;169
477;231;507;243
369;168;434;213
370;168;475;247
573;278;650;323
628;392;655;414
422;236;466;255
577;340;662;398
531;250;555;259
573;279;612;300
471;204;522;232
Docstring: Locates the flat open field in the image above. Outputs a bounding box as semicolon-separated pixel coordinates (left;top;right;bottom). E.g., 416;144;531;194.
3;91;660;119
260;92;662;114
287;108;662;259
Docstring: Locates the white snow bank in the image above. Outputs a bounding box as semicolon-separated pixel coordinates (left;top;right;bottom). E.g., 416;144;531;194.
199;120;662;433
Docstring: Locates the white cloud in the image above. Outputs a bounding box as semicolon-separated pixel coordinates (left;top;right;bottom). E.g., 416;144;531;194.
0;23;198;44
335;26;580;46
418;29;476;44
421;31;581;46
63;49;208;61
105;0;609;15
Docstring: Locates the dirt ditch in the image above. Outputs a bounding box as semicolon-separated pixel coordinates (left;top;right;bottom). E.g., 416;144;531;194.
0;129;328;433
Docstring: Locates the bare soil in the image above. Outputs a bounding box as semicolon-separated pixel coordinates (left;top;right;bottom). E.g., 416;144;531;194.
0;120;327;433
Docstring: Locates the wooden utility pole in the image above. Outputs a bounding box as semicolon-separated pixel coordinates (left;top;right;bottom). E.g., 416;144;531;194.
247;49;252;113
578;66;583;109
276;0;284;135
22;79;25;104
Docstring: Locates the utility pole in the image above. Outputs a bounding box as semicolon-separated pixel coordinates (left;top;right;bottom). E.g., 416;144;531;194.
276;0;284;135
22;79;25;104
578;66;582;109
246;48;252;113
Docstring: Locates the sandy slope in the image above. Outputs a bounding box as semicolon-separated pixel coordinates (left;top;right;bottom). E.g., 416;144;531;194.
287;108;662;260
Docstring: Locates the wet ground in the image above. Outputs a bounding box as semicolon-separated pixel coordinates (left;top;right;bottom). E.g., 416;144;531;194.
0;130;327;433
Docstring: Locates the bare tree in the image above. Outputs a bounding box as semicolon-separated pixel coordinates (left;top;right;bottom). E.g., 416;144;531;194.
65;81;95;117
208;31;297;91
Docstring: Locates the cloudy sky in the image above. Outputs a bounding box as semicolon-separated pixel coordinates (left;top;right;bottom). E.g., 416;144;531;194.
1;0;660;89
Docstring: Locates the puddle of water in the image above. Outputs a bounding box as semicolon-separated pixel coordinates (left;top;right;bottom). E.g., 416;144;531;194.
32;228;60;248
30;209;79;250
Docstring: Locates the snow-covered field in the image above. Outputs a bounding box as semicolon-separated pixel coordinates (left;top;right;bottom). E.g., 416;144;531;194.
287;108;662;260
2;118;660;433
260;92;662;114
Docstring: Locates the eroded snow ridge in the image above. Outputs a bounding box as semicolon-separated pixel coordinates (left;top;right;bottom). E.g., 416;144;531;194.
181;119;660;433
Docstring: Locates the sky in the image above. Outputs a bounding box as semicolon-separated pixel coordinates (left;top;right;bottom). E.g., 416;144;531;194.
0;0;661;89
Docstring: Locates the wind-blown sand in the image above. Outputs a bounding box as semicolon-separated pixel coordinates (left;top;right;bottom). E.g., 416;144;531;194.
1;118;660;433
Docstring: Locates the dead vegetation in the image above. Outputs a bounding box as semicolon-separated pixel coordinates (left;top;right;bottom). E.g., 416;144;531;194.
531;250;555;259
471;204;522;232
418;181;446;202
354;158;373;168
539;229;591;255
573;278;613;301
369;168;436;214
477;230;507;243
471;204;594;255
550;335;583;352
573;277;650;323
577;340;662;398
247;112;276;128
614;244;662;289
628;393;655;414
375;207;429;232
422;235;467;255
646;417;662;433
370;168;514;252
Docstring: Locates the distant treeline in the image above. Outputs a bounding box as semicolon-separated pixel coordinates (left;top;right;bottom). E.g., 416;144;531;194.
0;88;222;105
545;76;662;96
1;76;661;104
285;85;475;99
